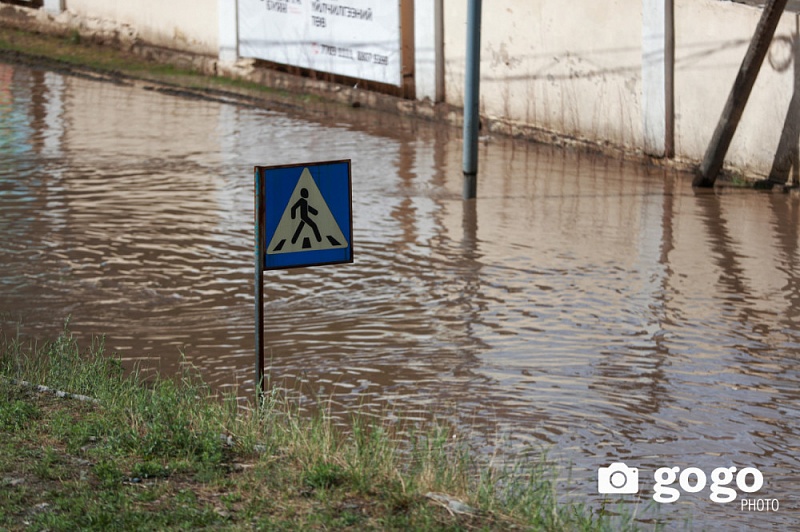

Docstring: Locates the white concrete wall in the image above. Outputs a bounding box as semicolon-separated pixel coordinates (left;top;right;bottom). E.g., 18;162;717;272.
43;0;64;14
414;0;443;102
35;0;800;178
218;0;238;63
440;0;800;178
674;0;798;176
444;0;644;150
66;0;218;56
642;0;672;157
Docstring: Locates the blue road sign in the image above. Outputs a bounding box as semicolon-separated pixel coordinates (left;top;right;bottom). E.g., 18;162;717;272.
256;160;353;270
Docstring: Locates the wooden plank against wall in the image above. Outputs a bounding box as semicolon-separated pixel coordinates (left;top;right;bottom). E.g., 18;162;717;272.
695;0;789;186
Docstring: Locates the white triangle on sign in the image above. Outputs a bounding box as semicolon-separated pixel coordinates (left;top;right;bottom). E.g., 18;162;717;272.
267;168;348;255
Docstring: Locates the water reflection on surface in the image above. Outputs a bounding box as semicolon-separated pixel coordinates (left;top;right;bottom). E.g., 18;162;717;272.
1;61;798;528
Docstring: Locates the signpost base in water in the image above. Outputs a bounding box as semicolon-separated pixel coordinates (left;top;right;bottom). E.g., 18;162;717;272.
253;160;353;400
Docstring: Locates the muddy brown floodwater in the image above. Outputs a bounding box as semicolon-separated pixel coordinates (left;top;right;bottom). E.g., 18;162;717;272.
1;61;798;529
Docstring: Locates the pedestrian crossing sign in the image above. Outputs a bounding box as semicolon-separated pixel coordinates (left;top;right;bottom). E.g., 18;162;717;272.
256;160;352;270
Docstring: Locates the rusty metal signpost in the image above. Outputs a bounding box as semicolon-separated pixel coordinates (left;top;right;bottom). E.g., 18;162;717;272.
254;160;353;400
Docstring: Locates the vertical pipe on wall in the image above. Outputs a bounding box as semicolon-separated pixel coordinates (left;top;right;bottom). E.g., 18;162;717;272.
642;0;674;158
218;0;239;64
401;0;416;98
665;0;675;157
435;0;445;102
409;0;444;101
462;0;482;199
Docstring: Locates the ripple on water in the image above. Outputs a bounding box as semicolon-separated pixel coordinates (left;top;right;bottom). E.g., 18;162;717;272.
1;61;799;529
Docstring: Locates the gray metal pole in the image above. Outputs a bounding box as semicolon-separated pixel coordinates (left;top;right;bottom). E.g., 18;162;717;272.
665;0;675;157
462;0;482;199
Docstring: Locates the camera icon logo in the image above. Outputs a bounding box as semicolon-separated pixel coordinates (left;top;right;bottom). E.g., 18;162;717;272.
598;462;639;494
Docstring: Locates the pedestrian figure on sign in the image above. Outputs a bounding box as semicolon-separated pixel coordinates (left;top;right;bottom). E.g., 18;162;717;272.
291;188;322;244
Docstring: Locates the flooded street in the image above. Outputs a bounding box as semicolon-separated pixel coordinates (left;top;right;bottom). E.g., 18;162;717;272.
2;61;798;528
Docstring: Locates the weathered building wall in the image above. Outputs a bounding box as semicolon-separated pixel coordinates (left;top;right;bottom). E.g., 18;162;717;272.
674;0;798;177
442;0;800;179
443;0;644;151
4;1;800;180
66;0;218;56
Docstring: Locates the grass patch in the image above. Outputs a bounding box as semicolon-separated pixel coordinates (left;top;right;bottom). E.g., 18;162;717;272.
0;324;644;530
0;26;313;105
0;26;178;75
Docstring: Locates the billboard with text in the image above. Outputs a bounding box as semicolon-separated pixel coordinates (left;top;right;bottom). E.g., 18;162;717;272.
238;0;402;86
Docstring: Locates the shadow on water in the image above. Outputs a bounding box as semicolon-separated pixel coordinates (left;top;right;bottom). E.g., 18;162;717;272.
2;60;799;528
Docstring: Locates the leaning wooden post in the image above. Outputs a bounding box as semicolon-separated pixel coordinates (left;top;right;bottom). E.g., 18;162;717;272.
694;0;788;187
